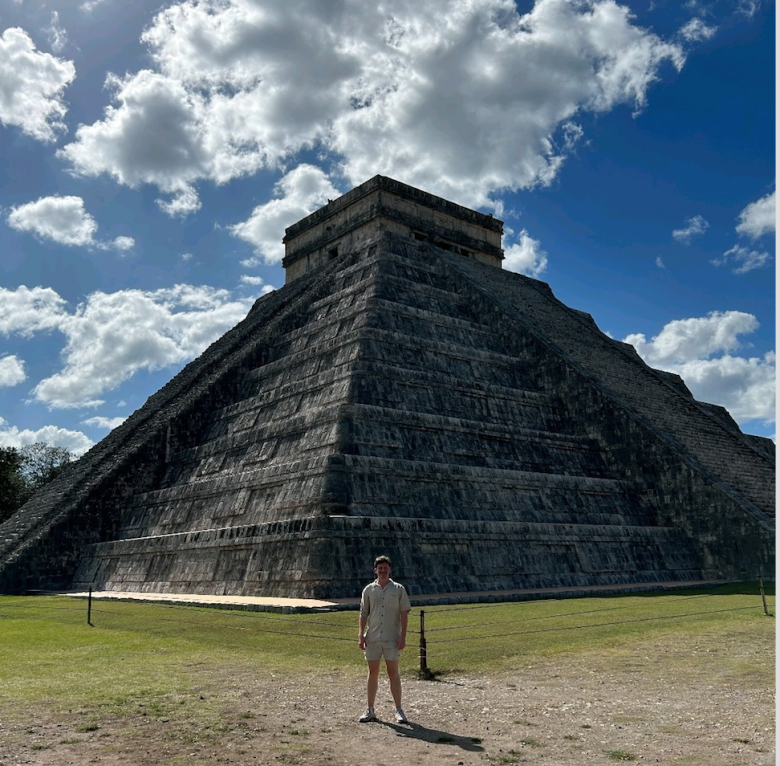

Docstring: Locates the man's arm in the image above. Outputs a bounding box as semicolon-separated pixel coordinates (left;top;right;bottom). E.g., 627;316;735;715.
358;613;367;649
397;610;409;650
358;586;370;649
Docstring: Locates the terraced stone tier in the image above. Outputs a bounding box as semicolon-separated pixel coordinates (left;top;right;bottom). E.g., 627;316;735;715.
72;515;703;599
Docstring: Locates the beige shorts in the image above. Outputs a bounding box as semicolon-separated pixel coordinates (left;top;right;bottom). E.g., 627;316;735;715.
364;641;400;662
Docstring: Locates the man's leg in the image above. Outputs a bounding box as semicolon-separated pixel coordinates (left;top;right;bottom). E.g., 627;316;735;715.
385;659;402;709
366;659;381;708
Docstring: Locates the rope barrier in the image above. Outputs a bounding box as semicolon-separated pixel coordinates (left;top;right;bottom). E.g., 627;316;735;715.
90;605;356;642
424;589;727;615
423;592;722;632
425;605;763;644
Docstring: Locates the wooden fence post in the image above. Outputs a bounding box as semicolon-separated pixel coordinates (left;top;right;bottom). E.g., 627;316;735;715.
87;586;93;626
419;609;428;676
758;574;769;616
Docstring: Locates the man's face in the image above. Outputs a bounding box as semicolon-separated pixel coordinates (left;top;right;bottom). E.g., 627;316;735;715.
374;562;391;580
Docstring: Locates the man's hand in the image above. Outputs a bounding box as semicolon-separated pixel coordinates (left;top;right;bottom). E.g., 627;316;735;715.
358;636;366;650
397;636;406;650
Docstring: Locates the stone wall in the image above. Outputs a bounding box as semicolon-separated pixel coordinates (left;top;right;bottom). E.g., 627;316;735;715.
282;175;504;282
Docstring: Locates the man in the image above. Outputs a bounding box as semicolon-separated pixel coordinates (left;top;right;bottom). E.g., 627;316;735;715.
358;555;412;724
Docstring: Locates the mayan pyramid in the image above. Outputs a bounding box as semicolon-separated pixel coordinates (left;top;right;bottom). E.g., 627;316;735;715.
0;176;774;598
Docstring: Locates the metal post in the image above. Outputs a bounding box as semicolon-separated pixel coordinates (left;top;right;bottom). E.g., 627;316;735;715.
758;574;769;616
87;587;93;626
419;609;428;676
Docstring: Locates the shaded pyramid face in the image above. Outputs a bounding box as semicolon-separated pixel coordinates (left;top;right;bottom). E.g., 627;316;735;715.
0;180;774;598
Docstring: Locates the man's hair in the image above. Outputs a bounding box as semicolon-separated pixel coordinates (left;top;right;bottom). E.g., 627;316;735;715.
374;555;392;568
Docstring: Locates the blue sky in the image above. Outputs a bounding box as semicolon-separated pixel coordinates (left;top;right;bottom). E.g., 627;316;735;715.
0;0;775;455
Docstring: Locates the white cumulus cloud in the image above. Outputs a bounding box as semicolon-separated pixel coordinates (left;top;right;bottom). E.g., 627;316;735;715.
46;11;69;53
0;284;254;409
7;195;134;251
679;18;717;42
82;415;127;430
735;190;775;239
80;0;110;13
0;27;75;142
59;70;211;215
8;195;97;246
502;229;548;277
112;235;135;251
623;311;775;426
0;355;26;387
668;352;775;426
0;285;67;337
715;191;775;274
58;0;685;214
240;275;264;286
0;416;94;455
737;0;760;18
157;186;202;217
239;275;275;295
711;244;770;274
672;214;709;243
231;164;340;263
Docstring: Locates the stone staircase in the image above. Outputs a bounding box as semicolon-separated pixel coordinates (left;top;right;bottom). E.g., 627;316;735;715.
444;252;774;519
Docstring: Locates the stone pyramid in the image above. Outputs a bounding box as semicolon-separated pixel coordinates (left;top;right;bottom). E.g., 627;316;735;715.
0;176;774;597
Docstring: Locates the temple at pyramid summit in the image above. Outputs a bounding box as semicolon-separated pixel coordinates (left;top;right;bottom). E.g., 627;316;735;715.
0;176;774;598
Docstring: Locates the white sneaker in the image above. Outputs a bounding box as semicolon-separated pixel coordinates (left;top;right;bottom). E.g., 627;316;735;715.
358;707;376;723
395;708;408;724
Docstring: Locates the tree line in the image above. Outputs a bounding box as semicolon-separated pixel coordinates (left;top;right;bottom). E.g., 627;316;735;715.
0;443;75;524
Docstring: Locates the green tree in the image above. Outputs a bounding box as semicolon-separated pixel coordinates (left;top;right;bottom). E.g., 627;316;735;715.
19;442;73;490
0;447;31;523
0;443;75;523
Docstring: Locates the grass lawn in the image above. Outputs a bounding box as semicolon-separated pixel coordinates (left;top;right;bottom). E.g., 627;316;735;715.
0;581;772;711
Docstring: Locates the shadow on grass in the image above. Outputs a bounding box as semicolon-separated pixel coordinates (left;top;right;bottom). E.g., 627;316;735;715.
374;719;484;751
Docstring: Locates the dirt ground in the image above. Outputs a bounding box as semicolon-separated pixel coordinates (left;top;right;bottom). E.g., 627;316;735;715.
2;631;774;766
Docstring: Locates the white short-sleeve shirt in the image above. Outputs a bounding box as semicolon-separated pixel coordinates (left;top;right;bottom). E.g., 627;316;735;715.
360;579;411;643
